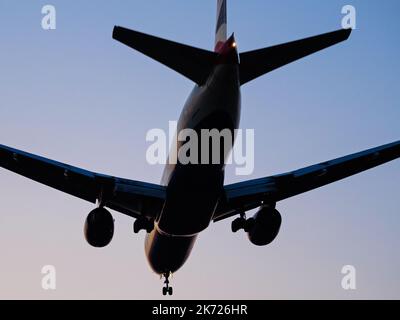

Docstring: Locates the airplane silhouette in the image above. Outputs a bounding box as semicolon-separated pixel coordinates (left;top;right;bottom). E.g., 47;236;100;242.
1;1;399;295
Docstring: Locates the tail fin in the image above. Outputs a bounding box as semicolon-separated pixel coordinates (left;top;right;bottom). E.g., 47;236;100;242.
239;28;352;85
113;26;217;85
215;0;227;51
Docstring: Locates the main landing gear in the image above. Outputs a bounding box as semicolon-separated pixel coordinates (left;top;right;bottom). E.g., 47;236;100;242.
162;273;173;296
133;217;154;234
231;204;277;233
231;212;255;233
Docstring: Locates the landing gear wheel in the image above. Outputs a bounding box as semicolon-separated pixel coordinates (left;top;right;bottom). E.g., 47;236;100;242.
133;218;154;234
231;213;256;233
162;273;173;296
231;217;246;233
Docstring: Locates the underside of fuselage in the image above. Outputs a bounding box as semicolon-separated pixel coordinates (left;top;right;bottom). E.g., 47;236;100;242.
145;48;241;275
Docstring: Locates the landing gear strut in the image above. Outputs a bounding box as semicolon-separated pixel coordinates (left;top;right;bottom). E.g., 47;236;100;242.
133;217;154;234
231;204;277;234
162;273;173;296
231;212;255;233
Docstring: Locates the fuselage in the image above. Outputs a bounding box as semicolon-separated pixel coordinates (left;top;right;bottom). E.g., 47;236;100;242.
145;37;241;275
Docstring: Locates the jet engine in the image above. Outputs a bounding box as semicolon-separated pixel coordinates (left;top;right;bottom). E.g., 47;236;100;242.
247;207;282;246
84;207;114;248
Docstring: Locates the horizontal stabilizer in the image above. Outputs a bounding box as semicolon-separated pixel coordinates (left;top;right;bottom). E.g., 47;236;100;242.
113;26;218;85
239;28;352;85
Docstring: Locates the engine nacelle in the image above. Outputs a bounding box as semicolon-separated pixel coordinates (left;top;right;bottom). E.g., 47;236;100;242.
247;207;282;246
84;208;114;248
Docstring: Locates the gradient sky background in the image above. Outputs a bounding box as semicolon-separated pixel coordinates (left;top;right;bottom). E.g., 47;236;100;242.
0;0;399;299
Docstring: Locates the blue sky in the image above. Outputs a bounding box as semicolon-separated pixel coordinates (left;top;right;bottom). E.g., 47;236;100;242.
0;0;399;299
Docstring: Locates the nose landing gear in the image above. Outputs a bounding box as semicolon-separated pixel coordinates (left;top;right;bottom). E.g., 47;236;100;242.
162;273;173;296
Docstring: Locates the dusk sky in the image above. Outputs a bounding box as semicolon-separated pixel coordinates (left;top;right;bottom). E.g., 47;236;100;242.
0;0;399;299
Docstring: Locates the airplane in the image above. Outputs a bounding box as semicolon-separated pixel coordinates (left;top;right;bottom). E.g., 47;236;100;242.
1;0;399;296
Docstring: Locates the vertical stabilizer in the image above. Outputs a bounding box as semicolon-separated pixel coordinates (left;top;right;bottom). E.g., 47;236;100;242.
215;0;227;51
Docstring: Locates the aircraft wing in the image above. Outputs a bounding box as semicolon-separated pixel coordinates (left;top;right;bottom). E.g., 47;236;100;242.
0;144;166;220
214;140;400;222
